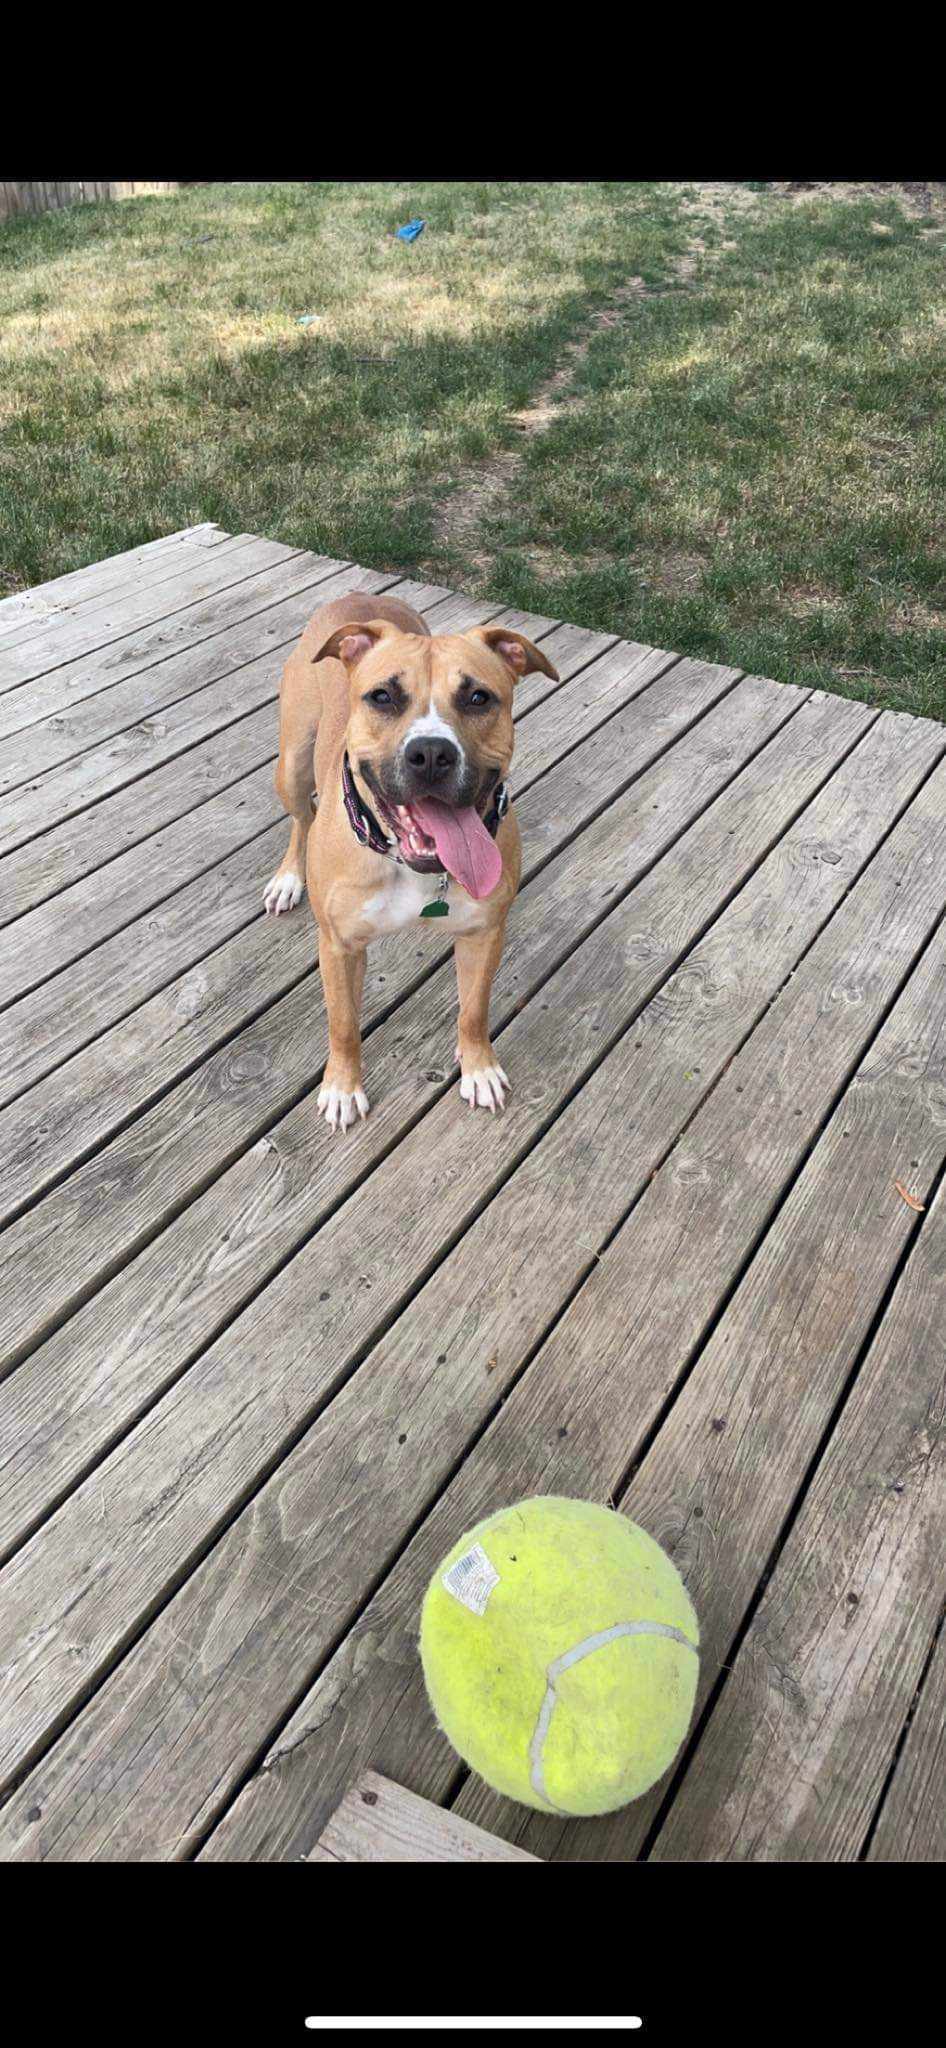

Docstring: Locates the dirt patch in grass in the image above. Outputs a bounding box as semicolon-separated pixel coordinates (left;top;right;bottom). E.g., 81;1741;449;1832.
680;180;946;232
507;276;656;433
677;184;764;218
776;180;946;220
428;275;663;572
782;582;844;620
643;550;708;596
783;581;946;634
429;261;703;576
428;452;520;577
887;597;946;635
517;544;623;579
764;579;946;639
428;192;787;581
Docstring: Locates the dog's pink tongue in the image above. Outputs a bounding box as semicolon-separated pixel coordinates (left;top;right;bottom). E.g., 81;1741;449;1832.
410;798;503;900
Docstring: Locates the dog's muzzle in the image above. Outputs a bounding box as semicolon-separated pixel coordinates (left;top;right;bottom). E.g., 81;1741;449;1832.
401;733;461;794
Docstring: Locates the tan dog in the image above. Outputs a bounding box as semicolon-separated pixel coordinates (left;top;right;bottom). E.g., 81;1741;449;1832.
264;590;558;1131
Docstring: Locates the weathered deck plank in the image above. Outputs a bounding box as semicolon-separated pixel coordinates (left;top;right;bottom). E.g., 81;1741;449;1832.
1;535;944;1865
0;703;280;928
0;546;357;792
0;559;391;853
0;531;238;661
310;1773;541;1864
0;525;229;636
868;1615;946;1863
0;819;289;1123
0;760;282;1016
0;534;287;701
647;1179;946;1861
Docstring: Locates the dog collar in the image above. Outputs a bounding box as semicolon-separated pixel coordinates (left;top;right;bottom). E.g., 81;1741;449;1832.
340;752;511;868
341;751;395;857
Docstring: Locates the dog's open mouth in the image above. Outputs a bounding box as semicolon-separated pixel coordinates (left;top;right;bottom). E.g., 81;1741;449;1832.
386;801;439;862
375;793;503;901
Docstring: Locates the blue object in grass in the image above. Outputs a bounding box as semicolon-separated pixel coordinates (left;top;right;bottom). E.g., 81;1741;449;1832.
396;218;426;243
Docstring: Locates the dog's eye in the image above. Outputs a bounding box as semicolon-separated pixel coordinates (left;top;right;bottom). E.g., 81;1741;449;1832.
367;687;393;706
468;689;492;708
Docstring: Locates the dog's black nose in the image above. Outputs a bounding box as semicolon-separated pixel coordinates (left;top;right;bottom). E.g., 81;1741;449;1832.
404;736;460;785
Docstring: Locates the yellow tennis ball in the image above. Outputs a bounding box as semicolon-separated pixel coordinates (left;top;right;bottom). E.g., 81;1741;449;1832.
420;1495;699;1818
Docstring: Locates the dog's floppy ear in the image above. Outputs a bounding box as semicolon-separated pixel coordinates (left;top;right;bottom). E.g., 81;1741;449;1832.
311;618;401;668
464;624;559;684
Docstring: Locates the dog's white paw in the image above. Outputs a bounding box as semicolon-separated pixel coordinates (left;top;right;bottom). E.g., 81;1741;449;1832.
264;869;305;917
317;1081;370;1133
459;1062;510;1114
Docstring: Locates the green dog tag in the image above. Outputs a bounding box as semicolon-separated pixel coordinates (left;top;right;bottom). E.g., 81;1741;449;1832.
420;899;449;918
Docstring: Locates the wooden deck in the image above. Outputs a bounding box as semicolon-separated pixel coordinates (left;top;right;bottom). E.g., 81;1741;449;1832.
0;524;943;1863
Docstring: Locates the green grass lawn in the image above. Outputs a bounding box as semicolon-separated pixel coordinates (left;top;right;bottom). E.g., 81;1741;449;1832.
2;180;944;719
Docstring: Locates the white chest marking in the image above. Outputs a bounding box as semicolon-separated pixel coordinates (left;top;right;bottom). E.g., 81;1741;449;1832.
360;865;486;937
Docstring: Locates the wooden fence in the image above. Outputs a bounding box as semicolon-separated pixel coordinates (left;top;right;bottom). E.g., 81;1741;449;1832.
0;182;184;226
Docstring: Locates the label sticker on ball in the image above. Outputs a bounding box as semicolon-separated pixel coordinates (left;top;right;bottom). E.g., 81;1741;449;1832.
442;1542;499;1617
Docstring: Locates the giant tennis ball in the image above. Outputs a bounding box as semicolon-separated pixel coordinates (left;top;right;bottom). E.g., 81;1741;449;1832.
420;1495;699;1817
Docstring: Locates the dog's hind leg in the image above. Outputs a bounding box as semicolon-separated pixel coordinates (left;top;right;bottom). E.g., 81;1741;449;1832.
264;644;322;917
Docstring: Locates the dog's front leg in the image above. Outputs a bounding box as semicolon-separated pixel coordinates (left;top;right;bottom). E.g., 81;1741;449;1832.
453;924;510;1113
264;645;319;918
317;932;369;1132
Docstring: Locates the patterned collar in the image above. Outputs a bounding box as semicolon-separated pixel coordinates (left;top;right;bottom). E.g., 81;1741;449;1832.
340;752;510;867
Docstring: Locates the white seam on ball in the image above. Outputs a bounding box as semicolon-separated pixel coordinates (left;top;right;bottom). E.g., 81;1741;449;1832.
528;1619;699;1809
